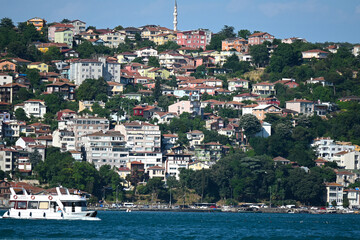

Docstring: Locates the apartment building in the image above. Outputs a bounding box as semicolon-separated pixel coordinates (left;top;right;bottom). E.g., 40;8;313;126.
69;59;103;86
312;137;355;161
325;182;344;207
14;99;47;119
82;130;128;169
177;30;207;49
63;116;110;150
165;146;192;180
115;122;161;153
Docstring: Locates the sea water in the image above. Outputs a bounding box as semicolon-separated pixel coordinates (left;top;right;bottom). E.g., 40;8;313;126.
0;210;360;239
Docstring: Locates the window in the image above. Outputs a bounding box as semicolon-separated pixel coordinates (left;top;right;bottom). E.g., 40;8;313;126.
28;201;38;209
16;201;27;209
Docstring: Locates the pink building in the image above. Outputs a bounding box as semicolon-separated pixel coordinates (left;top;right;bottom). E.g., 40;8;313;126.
177;30;207;50
248;32;274;45
48;23;74;42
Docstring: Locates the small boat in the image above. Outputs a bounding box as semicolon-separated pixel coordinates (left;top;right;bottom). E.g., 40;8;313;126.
2;186;100;220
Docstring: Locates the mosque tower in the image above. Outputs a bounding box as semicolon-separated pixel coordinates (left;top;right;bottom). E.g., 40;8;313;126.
173;0;178;31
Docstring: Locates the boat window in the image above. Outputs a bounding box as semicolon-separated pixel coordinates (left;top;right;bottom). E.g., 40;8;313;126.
9;201;15;208
28;201;39;209
61;201;86;207
16;201;27;209
39;201;49;209
50;201;57;208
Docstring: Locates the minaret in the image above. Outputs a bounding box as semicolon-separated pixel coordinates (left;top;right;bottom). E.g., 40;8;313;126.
173;0;178;31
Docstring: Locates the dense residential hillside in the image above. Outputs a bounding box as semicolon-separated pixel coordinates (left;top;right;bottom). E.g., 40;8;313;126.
0;17;360;207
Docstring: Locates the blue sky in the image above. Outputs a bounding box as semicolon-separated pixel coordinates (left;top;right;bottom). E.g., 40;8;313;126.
1;0;360;43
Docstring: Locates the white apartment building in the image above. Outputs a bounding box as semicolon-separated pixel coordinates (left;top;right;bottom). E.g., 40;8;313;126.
115;122;161;153
333;151;360;169
82;130;128;169
165;147;191;180
99;58;121;83
63;116;110;150
325;182;344;207
0;148;16;173
345;189;360;209
0;74;13;85
186;130;204;148
52;129;76;152
69;59;103;86
128;152;163;172
14;99;47;119
312;137;355;162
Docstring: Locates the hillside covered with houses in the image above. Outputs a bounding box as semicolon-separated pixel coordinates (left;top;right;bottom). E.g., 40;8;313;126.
0;15;360;208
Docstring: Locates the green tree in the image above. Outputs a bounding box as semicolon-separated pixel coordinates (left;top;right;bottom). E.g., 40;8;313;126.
148;56;160;68
239;114;262;138
238;29;251;39
250;44;269;67
153;79;162;101
76;77;108;101
15;108;29;121
29;149;42;169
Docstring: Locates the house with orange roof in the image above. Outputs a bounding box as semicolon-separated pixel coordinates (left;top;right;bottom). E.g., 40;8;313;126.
48;23;75;42
153;33;177;45
315;158;328;167
147;165;166;180
152;112;178;124
200;99;225;109
333;150;360;169
252;104;282;121
27;17;46;31
107;81;124;96
242;104;259;115
228;78;249;91
305;77;333;87
325;182;344;207
186;130;204;148
27;62;49;73
222;37;248;52
274;78;299;88
344;189;360;208
302;49;329;59
162;133;178;151
0;60;16;72
252;82;276;96
285;99;314;115
248;32;274;45
189;161;211;171
336;170;357;187
233;93;259;102
46;82;75;100
273;156;291;166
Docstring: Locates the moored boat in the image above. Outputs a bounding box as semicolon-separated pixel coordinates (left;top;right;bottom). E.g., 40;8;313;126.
2;186;100;220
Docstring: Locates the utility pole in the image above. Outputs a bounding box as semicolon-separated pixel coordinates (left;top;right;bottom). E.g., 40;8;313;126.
269;186;272;208
116;185;118;205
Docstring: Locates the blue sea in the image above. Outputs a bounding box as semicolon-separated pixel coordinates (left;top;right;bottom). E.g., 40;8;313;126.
1;210;360;239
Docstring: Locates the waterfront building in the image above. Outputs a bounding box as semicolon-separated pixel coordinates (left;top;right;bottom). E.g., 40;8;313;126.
82;130;128;169
115;122;161;153
325;182;343;207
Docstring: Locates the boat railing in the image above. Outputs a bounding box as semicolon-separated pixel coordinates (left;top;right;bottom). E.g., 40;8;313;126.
9;187;29;197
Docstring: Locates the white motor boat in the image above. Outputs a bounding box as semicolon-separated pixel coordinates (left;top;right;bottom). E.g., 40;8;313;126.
2;186;100;220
